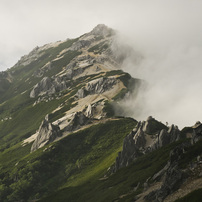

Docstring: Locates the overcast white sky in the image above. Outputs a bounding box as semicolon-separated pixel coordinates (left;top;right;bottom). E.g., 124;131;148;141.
1;0;202;127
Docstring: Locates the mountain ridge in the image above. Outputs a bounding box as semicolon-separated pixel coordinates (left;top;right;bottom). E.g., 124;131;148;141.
0;25;201;202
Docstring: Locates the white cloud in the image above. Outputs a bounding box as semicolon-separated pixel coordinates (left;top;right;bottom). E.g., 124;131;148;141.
114;1;202;128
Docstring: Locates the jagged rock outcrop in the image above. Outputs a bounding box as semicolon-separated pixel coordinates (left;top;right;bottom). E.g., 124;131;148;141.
32;62;53;78
31;115;61;152
168;124;181;142
145;166;184;202
84;100;106;119
113;131;138;171
70;40;91;51
151;124;181;150
192;121;202;144
63;111;89;132
30;77;53;98
90;24;115;37
65;66;89;80
14;46;43;68
13;40;63;69
133;126;146;149
111;121;146;172
85;77;117;94
30;76;67;98
144;143;190;202
68;25;114;52
85;104;93;118
110;117;182;173
158;129;171;147
142;116;156;134
75;88;87;99
75;77;117;99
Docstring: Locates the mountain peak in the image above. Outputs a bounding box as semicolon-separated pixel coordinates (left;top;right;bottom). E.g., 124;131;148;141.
91;24;115;36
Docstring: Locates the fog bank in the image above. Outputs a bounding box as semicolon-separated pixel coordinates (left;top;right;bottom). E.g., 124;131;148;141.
115;34;202;129
108;1;202;128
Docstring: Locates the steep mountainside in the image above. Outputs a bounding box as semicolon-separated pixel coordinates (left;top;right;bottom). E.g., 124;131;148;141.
0;25;201;202
0;24;139;151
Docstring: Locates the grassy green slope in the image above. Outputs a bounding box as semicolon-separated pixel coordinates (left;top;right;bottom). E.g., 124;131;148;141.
0;91;67;150
0;118;136;201
0;38;84;150
38;135;202;202
40;138;183;202
0;32;145;201
0;38;80;103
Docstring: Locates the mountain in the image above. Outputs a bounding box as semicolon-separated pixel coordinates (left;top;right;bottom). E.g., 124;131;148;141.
0;24;201;202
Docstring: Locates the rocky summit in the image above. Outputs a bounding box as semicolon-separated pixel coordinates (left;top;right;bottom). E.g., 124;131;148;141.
0;25;201;202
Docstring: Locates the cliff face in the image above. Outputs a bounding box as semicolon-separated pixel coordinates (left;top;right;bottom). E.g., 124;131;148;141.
31;115;61;152
106;117;202;202
110;116;182;173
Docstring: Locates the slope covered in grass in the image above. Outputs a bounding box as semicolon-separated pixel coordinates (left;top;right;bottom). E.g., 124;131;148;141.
40;137;183;202
0;118;136;201
0;38;80;103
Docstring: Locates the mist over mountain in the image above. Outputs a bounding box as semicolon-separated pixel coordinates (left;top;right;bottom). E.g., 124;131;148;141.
1;1;202;200
113;25;202;128
0;24;201;202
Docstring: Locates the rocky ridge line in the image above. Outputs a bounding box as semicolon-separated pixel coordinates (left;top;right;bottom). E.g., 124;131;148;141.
110;116;181;173
24;25;140;152
109;117;202;201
